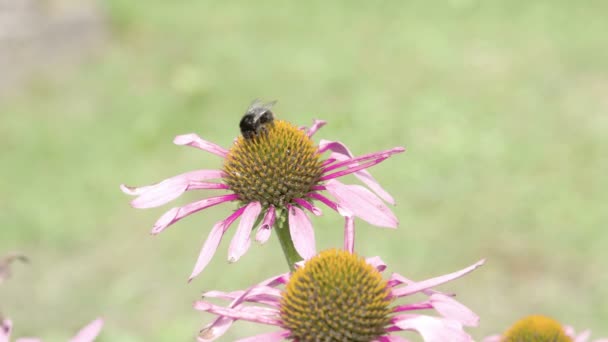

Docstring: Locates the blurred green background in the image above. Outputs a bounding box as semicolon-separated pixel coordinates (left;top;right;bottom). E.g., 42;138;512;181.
1;1;607;341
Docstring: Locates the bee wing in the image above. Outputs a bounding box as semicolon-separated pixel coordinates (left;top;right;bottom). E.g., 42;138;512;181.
248;98;263;111
247;99;277;116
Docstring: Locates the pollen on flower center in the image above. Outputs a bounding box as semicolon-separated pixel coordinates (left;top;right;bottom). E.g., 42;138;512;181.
502;315;572;342
280;249;392;342
223;120;324;208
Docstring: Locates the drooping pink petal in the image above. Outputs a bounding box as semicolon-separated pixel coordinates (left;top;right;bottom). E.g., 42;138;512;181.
375;335;412;342
325;180;398;228
572;329;591;342
392;315;472;342
15;338;42;342
193;301;281;326
236;331;290;342
228;202;262;262
306;119;327;137
365;256;387;272
321;146;405;173
481;335;502;342
319;140;400;204
392;302;434;313
69;318;104;342
152;194;239;234
287;205;316;259
320;157;390;181
174;133;228;157
429;293;479;327
256;206;276;244
293;198;322;216
391;260;485;298
307;192;338;211
197;316;236;342
1;319;11;342
343;215;355;253
121;169;224;203
189;206;246;281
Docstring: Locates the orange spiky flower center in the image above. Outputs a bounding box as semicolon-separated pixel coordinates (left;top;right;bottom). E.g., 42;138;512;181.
502;315;572;342
280;249;393;342
223;120;323;208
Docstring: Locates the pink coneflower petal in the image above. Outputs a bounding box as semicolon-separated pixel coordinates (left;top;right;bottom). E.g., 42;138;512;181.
236;331;290;342
287;205;316;259
122;170;226;208
320;139;400;204
293;198;322;216
325;179;398;228
320;156;389;182
189;206;246;281
481;336;501;342
429;294;479;327
307;192;338;211
193;301;281;326
1;320;11;342
376;336;411;342
228;202;262;262
152;194;239;234
320;146;405;173
15;339;41;342
344;215;355;253
69;318;104;342
365;256;387;272
197;316;235;342
255;206;276;244
391;260;485;298
174;133;228;157
306;119;327;137
392;315;472;342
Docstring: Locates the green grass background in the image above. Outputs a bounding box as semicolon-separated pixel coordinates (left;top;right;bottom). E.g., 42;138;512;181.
1;1;607;340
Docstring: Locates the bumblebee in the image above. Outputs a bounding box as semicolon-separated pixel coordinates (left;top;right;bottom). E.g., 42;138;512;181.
239;99;276;139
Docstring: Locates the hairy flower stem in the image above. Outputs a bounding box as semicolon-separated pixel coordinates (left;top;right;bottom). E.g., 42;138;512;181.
275;211;303;271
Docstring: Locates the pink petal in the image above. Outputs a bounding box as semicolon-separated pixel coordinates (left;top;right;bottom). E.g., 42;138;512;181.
325;180;398;228
366;256;387;272
236;331;290;342
15;339;42;342
69;318;104;342
1;320;11;342
189;207;246;281
319;140;400;204
375;336;412;342
321;146;405;173
256;206;276;244
120;170;224;196
197;316;236;342
307;192;338;211
152;194;238;234
287;205;316;259
481;335;502;342
343;215;355;253
306;119;327;137
391;259;485;298
321;156;390;181
121;170;225;206
193;301;280;326
430;293;479;327
574;330;591;342
228;202;262;262
293;198;322;216
392;315;473;342
174;133;228;157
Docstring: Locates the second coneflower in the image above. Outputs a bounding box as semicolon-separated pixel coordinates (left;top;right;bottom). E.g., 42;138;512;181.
121;101;404;280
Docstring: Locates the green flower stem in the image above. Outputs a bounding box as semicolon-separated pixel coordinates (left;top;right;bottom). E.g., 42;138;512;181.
275;211;303;271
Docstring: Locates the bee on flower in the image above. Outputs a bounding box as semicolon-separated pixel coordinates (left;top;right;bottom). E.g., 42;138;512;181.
121;100;404;280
